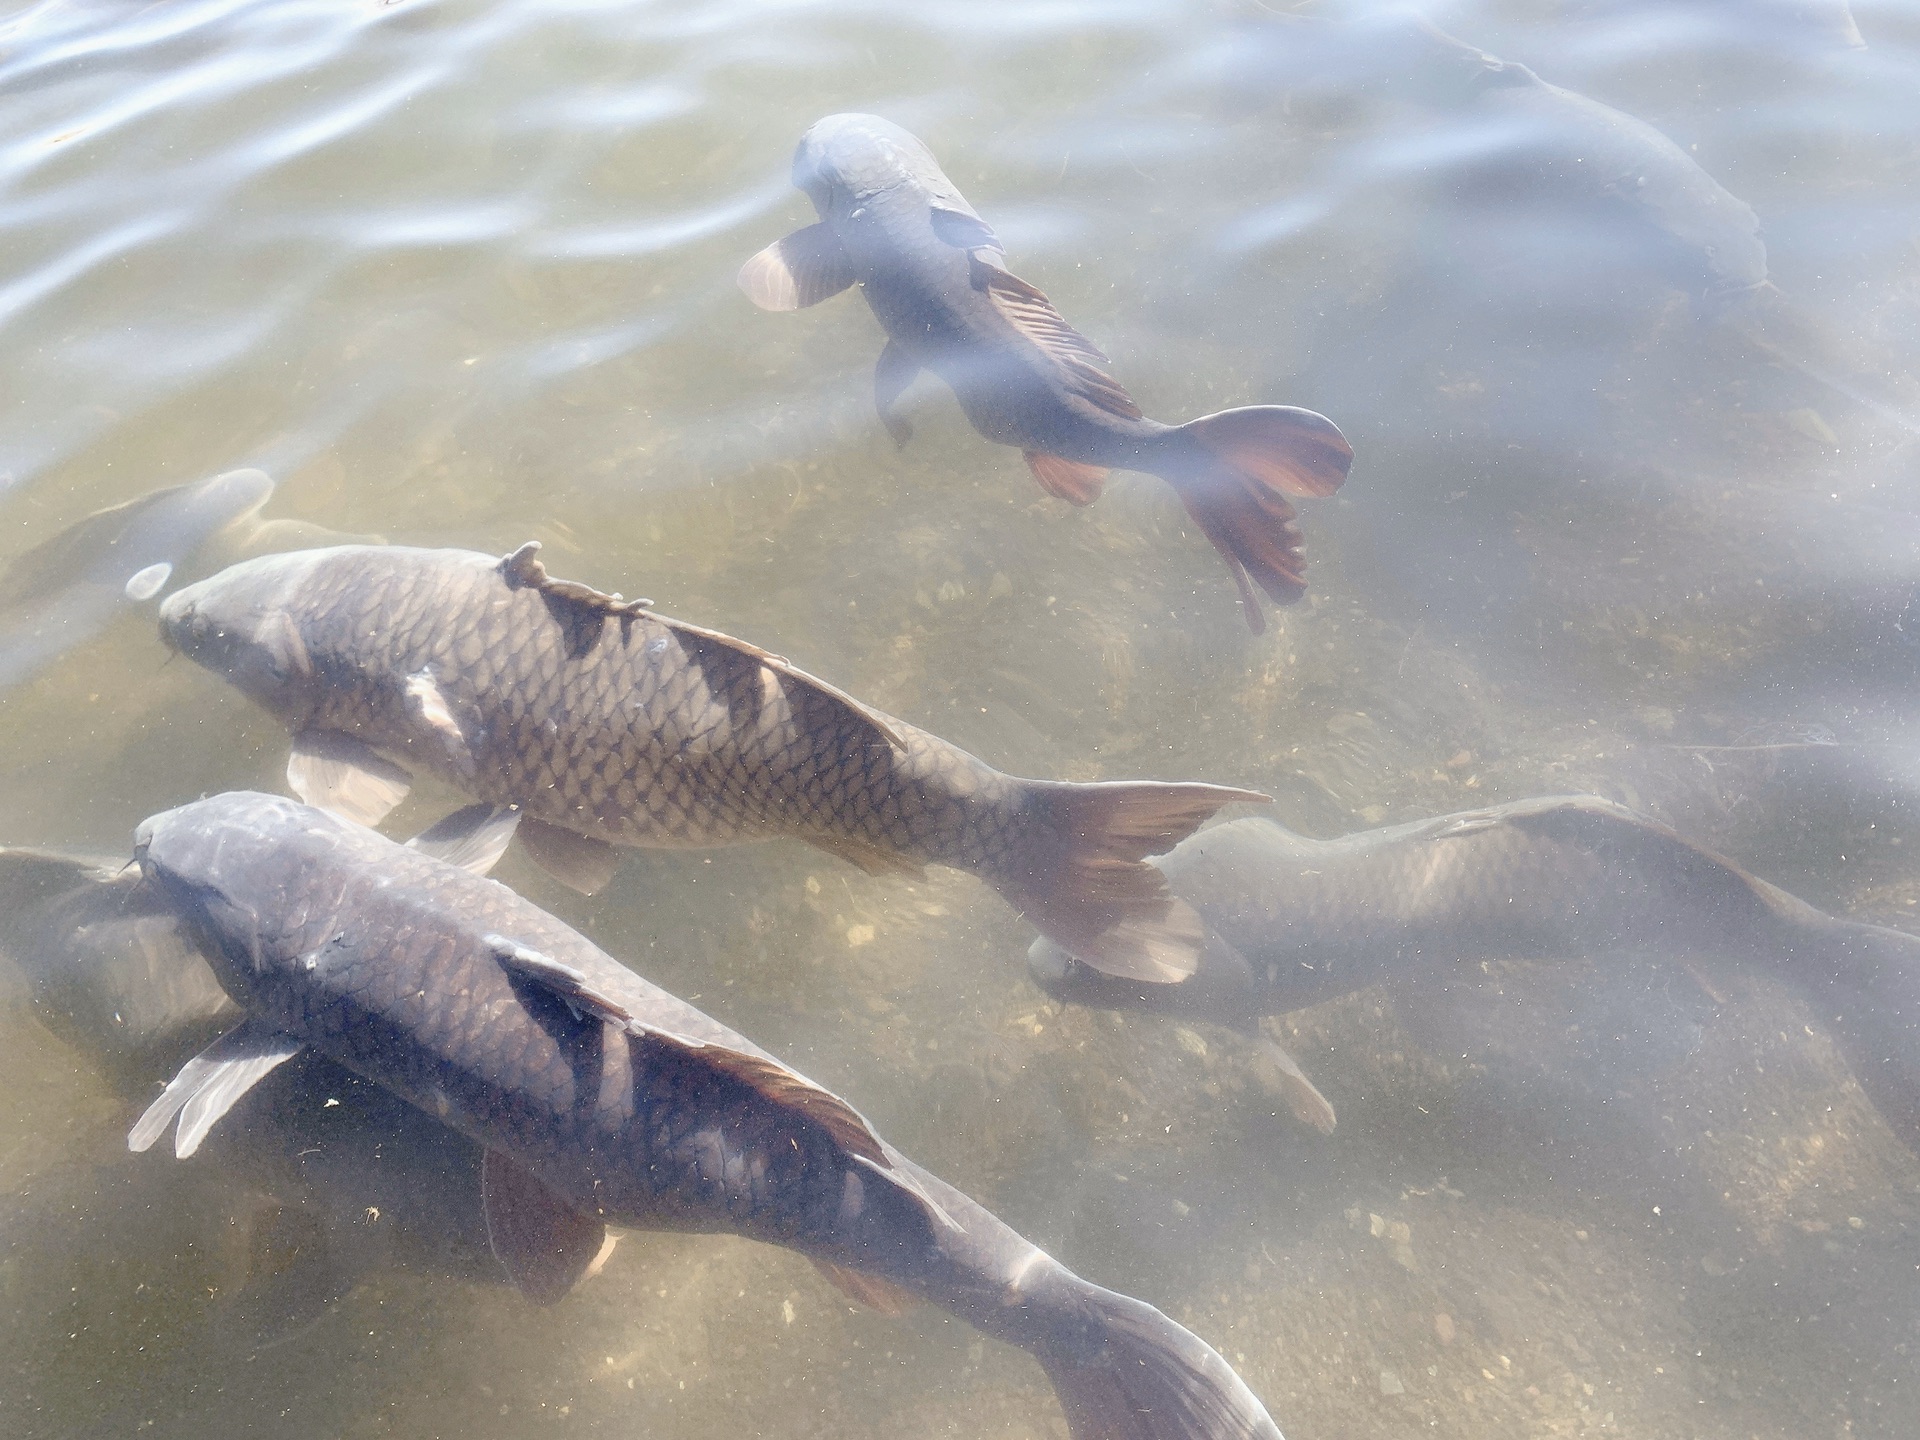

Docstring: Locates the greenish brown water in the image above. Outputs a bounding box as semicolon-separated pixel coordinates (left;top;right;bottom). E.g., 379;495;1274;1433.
3;0;1920;1436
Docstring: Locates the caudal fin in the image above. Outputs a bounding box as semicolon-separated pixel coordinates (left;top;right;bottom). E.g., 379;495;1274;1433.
995;781;1267;983
1162;406;1352;632
1033;1278;1284;1440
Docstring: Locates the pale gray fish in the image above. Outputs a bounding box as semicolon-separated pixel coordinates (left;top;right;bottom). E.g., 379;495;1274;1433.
127;792;1284;1440
1028;795;1920;1152
739;113;1352;631
0;468;274;689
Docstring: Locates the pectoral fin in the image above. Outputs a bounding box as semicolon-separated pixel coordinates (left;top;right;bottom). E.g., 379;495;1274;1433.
129;1018;306;1158
517;817;622;896
123;562;173;602
737;223;856;311
1023;452;1109;505
874;339;922;449
811;1257;919;1317
1251;1034;1336;1135
286;731;413;828
407;804;522;876
482;1149;607;1305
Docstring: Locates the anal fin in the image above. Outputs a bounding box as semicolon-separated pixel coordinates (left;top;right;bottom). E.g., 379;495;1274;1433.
1024;451;1109;506
286;730;413;828
482;1149;607;1306
518;817;622;896
810;830;925;879
811;1257;919;1317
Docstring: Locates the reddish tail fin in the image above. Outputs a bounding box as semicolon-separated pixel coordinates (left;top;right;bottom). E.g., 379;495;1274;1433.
1033;1279;1284;1440
993;780;1267;983
1164;405;1353;631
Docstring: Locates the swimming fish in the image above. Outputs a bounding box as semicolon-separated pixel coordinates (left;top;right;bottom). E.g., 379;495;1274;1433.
128;791;1285;1440
739;113;1353;630
1027;796;1920;1152
158;542;1266;982
1403;20;1768;303
0;468;277;689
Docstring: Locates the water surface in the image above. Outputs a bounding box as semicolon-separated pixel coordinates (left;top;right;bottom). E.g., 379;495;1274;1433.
2;0;1919;1436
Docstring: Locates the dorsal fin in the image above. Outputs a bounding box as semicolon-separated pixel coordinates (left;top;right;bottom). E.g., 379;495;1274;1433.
497;543;904;753
484;931;956;1233
968;253;1144;423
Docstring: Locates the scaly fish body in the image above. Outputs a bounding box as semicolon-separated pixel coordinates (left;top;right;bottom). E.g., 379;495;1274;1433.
162;543;1264;982
740;113;1353;630
130;792;1284;1440
1028;796;1920;1151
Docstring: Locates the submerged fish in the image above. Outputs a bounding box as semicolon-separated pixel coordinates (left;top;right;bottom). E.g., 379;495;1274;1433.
0;468;276;689
1393;21;1767;304
1028;796;1920;1151
158;542;1265;982
739;113;1353;630
128;791;1284;1439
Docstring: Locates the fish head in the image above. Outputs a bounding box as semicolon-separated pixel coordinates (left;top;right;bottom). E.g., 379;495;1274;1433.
792;113;940;220
134;792;337;993
159;549;331;725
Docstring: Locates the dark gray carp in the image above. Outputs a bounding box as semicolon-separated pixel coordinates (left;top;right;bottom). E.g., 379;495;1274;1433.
1028;796;1920;1152
127;792;1284;1440
739;113;1353;630
158;542;1265;982
0;468;276;689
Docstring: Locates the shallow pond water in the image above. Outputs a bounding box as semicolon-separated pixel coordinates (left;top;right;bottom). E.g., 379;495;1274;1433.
2;0;1919;1436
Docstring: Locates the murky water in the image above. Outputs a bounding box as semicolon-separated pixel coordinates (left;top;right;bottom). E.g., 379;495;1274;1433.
2;0;1919;1435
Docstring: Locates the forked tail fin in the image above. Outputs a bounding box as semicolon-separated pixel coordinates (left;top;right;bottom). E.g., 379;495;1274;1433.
1032;1277;1284;1440
994;780;1268;983
1161;406;1352;632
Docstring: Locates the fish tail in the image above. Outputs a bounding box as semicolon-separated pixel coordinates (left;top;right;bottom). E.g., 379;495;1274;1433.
992;780;1267;983
1026;1272;1284;1440
1156;406;1352;631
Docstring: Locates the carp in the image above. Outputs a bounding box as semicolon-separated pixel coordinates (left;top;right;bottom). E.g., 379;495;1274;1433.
128;791;1285;1440
159;542;1266;982
739;113;1352;630
1028;795;1920;1150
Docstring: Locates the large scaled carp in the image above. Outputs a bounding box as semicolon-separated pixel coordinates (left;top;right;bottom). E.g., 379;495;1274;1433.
159;542;1265;983
1028;796;1920;1150
739;113;1352;631
127;792;1285;1440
